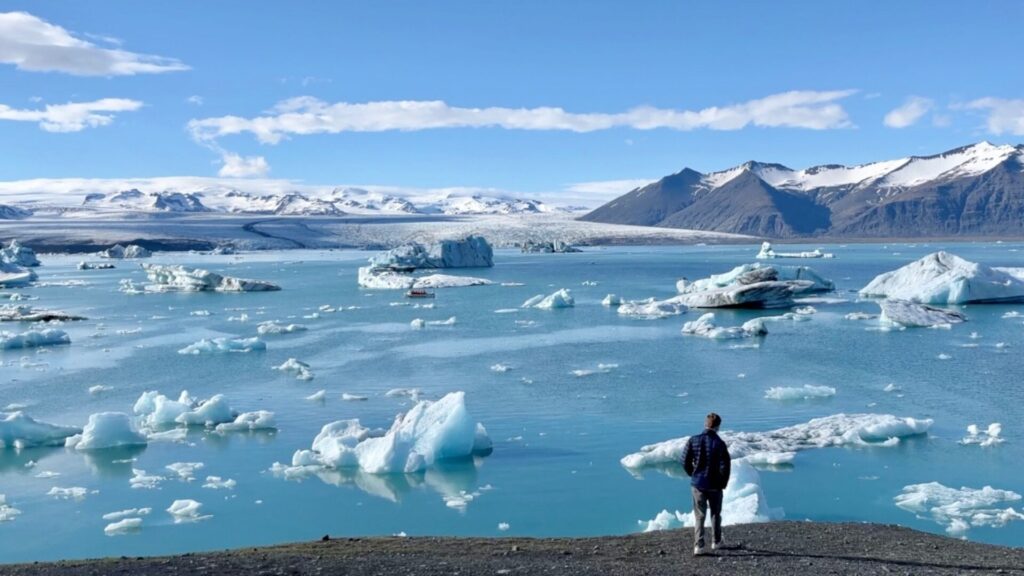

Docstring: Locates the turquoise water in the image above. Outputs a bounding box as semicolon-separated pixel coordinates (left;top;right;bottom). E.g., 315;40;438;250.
2;243;1023;561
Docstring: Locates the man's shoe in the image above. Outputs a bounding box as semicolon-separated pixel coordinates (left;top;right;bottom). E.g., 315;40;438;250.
693;545;705;556
711;538;723;551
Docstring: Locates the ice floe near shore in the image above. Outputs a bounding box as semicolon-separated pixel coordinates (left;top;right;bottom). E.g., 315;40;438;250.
756;241;833;260
674;263;834;309
0;328;70;350
522;289;574;309
639;459;781;531
681;313;767;339
0;240;40;267
65;412;147;451
0;411;80;449
141;264;280;292
178;337;266;354
369;236;494;269
272;391;491;476
621;413;932;471
99;244;151;259
895;482;1024;535
878;299;967;329
861;251;1024;304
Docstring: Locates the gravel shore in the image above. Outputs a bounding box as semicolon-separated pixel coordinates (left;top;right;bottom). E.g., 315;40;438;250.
6;522;1023;576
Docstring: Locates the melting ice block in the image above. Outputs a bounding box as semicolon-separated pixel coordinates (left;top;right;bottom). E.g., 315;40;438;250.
0;412;81;449
895;482;1024;535
861;251;1024;304
0;262;37;287
178;337;266;354
141;264;280;292
522;289;574;309
65;412;147;451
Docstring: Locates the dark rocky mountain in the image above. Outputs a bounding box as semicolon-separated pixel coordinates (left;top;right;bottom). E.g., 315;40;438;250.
580;142;1024;238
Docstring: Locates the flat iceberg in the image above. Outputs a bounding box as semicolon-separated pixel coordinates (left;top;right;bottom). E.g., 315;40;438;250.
274;391;491;476
357;266;491;290
675;263;833;309
99;244;151;259
0;262;37;287
617;297;688;319
214;411;276;432
368;235;493;269
257;321;307;335
621;413;932;471
0;328;70;350
141;264;280;292
764;385;836;400
178;337;266;354
166;499;211;523
0;412;80;449
960;423;1003;447
895;482;1024;535
65;412;147;451
638;460;781;532
522;289;574;309
0;305;86;322
756;241;833;260
0;240;40;267
681;312;768;339
860;251;1024;304
104;517;143;535
878;299;967;328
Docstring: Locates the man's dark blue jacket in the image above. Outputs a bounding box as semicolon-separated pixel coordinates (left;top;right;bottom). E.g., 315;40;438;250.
682;429;731;491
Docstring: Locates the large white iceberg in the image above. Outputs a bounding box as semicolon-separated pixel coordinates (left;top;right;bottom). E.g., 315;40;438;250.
357;266;491;290
878;299;967;328
0;412;81;449
141;264;280;292
638;459;781;532
274;391;492;476
99;244;151;259
0;262;37;287
861;251;1024;304
0;328;70;350
0;240;40;267
895;482;1024;535
681;312;768;339
756;241;833;260
65;412;147;451
522;289;575;309
674;263;833;309
368;235;493;269
621;413;932;471
133;390;253;430
178;337;266;354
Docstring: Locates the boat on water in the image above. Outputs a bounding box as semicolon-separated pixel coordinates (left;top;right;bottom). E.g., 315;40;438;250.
406;288;436;299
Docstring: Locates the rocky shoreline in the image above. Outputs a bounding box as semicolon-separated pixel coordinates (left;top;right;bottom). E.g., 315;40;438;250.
5;522;1023;576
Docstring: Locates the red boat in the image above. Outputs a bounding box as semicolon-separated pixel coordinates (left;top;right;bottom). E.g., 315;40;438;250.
406;289;436;299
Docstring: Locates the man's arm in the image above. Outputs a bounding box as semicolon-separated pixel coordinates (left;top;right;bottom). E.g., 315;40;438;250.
682;437;695;477
718;442;731;487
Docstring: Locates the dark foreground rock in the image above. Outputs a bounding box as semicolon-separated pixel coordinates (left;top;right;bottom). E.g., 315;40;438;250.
5;522;1024;576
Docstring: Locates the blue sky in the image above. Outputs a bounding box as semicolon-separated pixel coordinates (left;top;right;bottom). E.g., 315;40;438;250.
2;1;1023;199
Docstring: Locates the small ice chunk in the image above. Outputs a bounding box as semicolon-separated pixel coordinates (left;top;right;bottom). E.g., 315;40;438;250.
341;393;369;402
141;263;279;292
88;385;113;396
426;316;457;326
960;423;1003;447
178;337;266;355
166;499;211;523
104;517;143;535
274;358;314;381
257;321;307;335
764;385;836;401
166;462;204;481
0;412;80;449
0;328;70;350
306;390;327;402
681;313;768;340
410;318;425;329
102;507;152;521
895;482;1024;534
0;495;21;522
65;412;147;451
490;363;512;373
48;486;89;501
498;522;510;531
214;411;276;432
130;469;163;490
601;294;623;307
522;289;574;309
202;476;237;490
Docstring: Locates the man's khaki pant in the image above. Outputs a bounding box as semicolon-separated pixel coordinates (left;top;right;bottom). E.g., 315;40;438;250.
691;486;723;549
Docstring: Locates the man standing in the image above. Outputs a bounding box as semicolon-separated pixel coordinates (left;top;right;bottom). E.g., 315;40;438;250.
682;412;731;556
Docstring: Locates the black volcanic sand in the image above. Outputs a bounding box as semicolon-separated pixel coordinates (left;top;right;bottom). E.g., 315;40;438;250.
5;522;1024;576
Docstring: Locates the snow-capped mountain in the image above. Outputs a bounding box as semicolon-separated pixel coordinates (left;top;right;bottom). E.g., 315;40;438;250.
0;204;31;219
582;142;1024;238
83;189;210;213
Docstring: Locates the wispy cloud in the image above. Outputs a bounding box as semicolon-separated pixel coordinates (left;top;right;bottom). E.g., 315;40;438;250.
217;153;269;178
883;96;933;128
0;98;143;132
186;95;204;106
187;90;858;145
962;97;1024;135
0;11;188;76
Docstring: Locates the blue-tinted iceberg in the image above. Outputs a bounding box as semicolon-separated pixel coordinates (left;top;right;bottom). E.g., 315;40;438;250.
65;412;147;451
522;289;574;309
861;251;1024;304
142;264;280;292
0;328;70;350
0;262;37;287
0;412;80;449
368;235;493;269
0;240;40;267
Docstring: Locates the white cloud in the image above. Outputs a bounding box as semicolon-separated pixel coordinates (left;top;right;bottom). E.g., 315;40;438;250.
217;153;269;178
0;98;143;132
187;90;857;145
0;11;187;76
186;95;204;106
883;97;934;128
963;97;1024;135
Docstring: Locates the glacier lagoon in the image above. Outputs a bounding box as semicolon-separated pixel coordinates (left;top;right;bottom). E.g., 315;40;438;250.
1;243;1023;561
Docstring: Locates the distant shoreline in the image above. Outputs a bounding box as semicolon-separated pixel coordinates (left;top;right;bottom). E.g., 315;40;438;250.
4;522;1022;575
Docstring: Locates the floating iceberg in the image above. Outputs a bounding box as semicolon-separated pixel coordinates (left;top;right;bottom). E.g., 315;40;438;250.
895;482;1024;535
519;240;581;253
133;390;244;429
764;385;836;401
675;263;833;309
65;412;147;451
104;517;143;535
0;328;70;350
681;312;768;339
0;495;20;522
166;499;211;523
141;264;280;292
77;262;116;270
99;244;151;259
756;241;833;260
639;460;781;532
275;391;491;476
621;413;932;471
0;305;86;322
357;266;491;290
0;240;40;267
960;423;1003;447
522;289;574;309
878;299;967;328
274;358;314;381
0;412;80;449
368;235;493;269
257;321;307;335
601;294;623;307
0;262;37;287
861;251;1024;304
617;297;688;319
178;337;266;354
214;411;276;432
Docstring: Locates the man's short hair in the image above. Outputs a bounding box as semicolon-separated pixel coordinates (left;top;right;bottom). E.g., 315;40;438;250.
705;412;722;430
